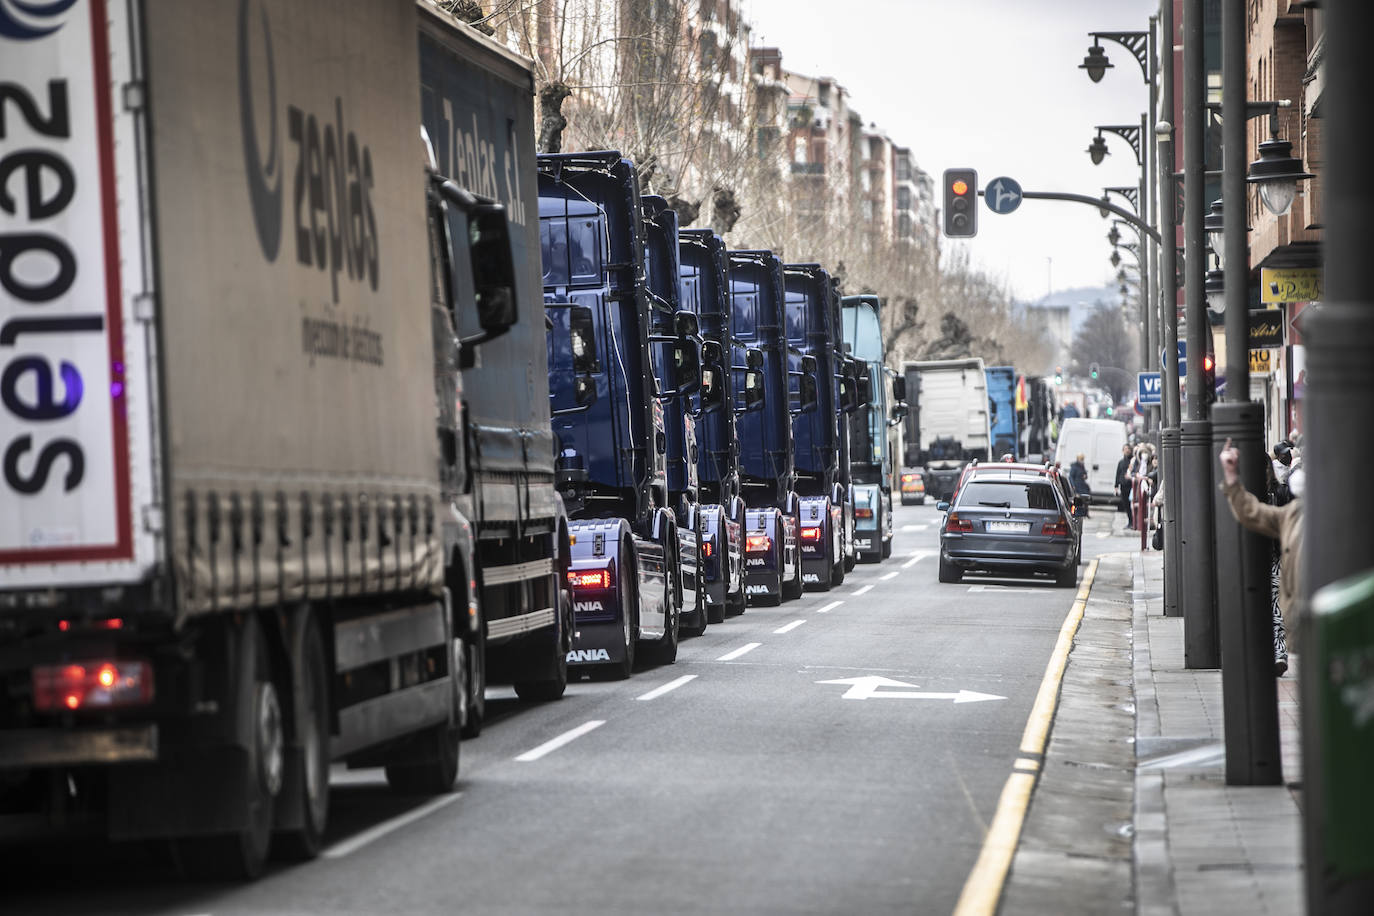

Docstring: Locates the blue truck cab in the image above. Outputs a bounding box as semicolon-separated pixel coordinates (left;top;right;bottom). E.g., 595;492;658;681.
985;366;1020;460
842;295;907;562
729;251;802;604
641;196;705;636
679;229;749;622
783;264;846;591
538;152;697;676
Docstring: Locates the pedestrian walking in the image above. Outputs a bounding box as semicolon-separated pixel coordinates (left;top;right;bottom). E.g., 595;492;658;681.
1069;453;1091;517
1114;443;1132;515
1218;437;1304;673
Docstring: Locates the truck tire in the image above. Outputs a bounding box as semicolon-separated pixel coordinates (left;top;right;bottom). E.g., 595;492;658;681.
460;631;486;738
274;614;330;861
609;540;637;679
831;552;845;587
938;552;963;583
383;718;460;795
515;584;570;702
177;616;281;880
781;534;803;601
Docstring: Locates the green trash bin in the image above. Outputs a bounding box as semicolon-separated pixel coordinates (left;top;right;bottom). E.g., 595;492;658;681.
1314;568;1374;881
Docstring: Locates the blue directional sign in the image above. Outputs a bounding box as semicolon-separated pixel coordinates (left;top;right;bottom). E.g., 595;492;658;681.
1160;341;1186;376
1138;371;1163;406
984;176;1023;214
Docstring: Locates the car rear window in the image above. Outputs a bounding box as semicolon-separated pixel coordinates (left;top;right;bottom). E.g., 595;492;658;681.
957;480;1059;511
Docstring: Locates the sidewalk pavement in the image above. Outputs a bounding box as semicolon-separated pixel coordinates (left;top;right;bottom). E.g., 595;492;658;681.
1001;512;1305;915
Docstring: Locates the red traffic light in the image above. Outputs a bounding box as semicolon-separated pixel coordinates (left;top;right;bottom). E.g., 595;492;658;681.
951;179;969;196
1203;354;1215;371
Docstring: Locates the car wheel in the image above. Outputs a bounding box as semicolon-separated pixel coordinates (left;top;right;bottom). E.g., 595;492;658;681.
938;552;963;583
1055;565;1077;588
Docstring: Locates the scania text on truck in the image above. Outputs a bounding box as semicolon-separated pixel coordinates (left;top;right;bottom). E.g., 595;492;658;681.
902;358;991;503
841;295;906;562
678;229;750;622
0;0;549;877
539;152;695;676
729;251;802;604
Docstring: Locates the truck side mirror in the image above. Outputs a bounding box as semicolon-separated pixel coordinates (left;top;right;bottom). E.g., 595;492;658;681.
856;375;872;404
891;375;907;402
700;340;724;409
801;354;818;376
672;338;701;396
673;310;699;339
469;203;518;332
746;347;764;370
574;375;597;407
799;374;818;412
741;368;765;409
888;402;908;426
570;305;597;374
839;377;857;412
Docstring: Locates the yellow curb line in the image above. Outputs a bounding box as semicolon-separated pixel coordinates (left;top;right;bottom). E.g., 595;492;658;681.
951;557;1101;916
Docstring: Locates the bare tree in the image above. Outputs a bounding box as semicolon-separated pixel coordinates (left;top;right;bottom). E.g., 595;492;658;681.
1069;303;1134;401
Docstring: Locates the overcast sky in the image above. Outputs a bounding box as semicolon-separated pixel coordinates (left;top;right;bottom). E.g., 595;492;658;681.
743;0;1163;301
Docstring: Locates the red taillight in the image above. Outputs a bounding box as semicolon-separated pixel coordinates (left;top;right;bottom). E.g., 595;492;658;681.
800;526;822;542
854;507;874;519
1042;517;1070;536
746;533;772;553
568;568;612;590
901;473;916;483
58;617;124;632
33;660;154;712
945;512;973;533
703;540;714;557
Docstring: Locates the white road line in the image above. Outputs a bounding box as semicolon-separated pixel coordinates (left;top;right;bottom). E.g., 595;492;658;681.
901;524;930;532
815;600;843;613
515;720;606;762
322;793;463;858
903;550;934;569
852;584;874;596
636;674;698;701
717;642;761;662
773;619;806;634
879;571;900;581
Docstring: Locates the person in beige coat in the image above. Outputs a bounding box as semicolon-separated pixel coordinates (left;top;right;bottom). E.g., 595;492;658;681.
1218;437;1305;667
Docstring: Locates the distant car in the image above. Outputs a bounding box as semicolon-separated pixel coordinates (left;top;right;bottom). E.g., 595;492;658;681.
937;465;1079;588
945;461;1085;562
899;470;926;505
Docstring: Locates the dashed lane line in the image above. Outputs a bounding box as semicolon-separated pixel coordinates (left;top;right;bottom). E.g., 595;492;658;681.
903;550;934;569
852;584;874;596
879;571;899;581
773;619;806;634
717;642;761;662
814;600;843;613
322;793;463;858
636;674;697;701
514;720;606;762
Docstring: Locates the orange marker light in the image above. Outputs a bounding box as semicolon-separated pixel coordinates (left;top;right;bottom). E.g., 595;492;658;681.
951;179;969;195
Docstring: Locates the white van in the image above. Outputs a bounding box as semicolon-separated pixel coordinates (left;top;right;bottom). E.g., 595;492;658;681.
1054;418;1128;501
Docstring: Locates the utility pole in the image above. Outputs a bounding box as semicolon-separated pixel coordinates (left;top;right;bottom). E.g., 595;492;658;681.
1157;0;1182;619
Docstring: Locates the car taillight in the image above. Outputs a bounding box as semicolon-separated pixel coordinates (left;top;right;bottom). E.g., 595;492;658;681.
945;512;973;533
33;660;154;712
568;567;613;590
900;473;916;483
746;534;772;552
800;526;822;542
1042;517;1070;536
854;507;874;519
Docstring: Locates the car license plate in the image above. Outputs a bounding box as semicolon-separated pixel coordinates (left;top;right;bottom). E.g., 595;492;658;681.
986;520;1030;534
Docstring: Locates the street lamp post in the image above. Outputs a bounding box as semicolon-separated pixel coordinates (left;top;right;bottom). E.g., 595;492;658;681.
1155;0;1182;621
1212;0;1281;788
1089;118;1151;390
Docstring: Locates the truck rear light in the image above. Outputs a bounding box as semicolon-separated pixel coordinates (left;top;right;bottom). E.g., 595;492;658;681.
799;526;822;542
945;513;973;533
57;617;124;632
568;568;613;590
746;534;772;553
33;660;154;712
854;507;874;519
702;540;714;557
1042;517;1070;537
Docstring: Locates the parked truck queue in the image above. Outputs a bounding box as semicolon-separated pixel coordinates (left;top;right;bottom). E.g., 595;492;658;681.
0;0;912;880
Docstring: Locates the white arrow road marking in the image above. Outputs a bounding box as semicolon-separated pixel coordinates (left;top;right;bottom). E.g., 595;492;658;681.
967;585;1040;593
515;720;605;762
901;524;930;532
323;793;463;857
774;619;806;634
879;571;900;581
903;550;934;569
816;676;1005;703
636;674;697;701
717;642;761;662
852;584;874;596
815;600;843;613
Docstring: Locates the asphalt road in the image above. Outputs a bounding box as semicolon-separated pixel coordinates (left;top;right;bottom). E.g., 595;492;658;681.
3;502;1119;916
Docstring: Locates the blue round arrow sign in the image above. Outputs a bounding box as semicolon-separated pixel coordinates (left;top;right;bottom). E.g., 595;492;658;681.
984;176;1022;214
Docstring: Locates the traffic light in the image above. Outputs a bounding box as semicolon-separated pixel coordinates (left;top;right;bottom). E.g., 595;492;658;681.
943;168;978;238
1105;405;1114;417
1054;366;1064;385
1090;362;1100;380
1201;352;1217;407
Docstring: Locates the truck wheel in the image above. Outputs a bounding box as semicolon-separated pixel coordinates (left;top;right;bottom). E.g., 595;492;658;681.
274;615;330;861
178;616;281;880
514;585;570;702
460;632;486;737
781;538;803;601
938;553;963;583
650;550;680;665
881;537;892;560
844;553;856;573
831;553;845;587
610;541;637;679
383;718;460;795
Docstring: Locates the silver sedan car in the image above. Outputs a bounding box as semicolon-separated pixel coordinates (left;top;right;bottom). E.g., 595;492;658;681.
937;469;1079;587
